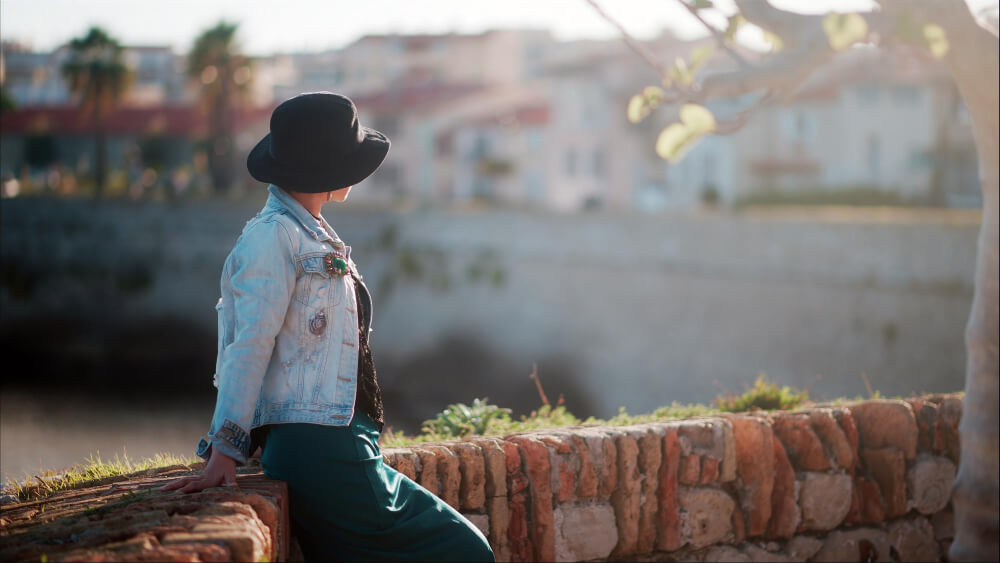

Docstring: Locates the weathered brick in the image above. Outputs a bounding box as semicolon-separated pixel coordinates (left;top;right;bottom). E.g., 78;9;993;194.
387;450;417;482
486;497;510;562
772;413;830;471
856;476;885;524
862;447;907;518
470;437;507;498
729;416;774;537
655;428;682;552
798;472;853;531
851;400;919;459
678;486;736;549
833;408;860;469
679;454;701;485
453;442;486;511
907;455;956;515
700;457;720;485
888;517;939;562
934;396;962;463
502;440;531;562
907;398;939;453
509;437;554;562
813;528;890;563
609;430;640;558
553;503;617;562
430;446;461;509
539;434;578;504
810;409;854;470
766;437;799;539
570;434;598;500
635;427;663;554
414;448;439;496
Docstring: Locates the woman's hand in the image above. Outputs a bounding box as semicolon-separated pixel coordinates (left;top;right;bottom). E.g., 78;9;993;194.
161;449;238;494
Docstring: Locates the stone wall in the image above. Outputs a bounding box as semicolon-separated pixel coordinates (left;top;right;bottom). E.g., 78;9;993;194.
0;394;961;561
380;394;961;562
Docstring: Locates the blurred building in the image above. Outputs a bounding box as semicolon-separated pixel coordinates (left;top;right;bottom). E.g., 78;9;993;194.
1;32;980;208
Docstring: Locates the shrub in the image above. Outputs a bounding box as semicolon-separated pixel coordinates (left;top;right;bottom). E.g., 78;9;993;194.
713;374;809;412
420;398;512;438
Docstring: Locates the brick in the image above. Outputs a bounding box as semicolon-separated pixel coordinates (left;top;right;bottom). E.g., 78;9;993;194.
503;440;531;563
678;486;736;549
786;536;823;560
798;472;852;531
390;450;418;482
679;454;700;486
509;437;554;562
539;434;578;504
486;497;510;562
862;447;907;518
414;448;439;496
810;409;854;470
553;503;617;562
907;456;956;515
934;396;962;463
470;437;507;498
813;528;890;563
907;398;939;453
570;435;598;500
453;442;486;511
772;413;830;471
609;430;640;558
430;446;462;509
851;400;919;459
931;505;954;540
888;517;939;562
700;457;720;485
766;438;799;539
833;408;859;468
635;427;663;554
729;416;774;537
655;428;682;552
856;476;885;524
730;497;746;543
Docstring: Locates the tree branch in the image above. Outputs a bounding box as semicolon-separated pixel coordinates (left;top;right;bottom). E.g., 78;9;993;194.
676;0;752;68
584;0;669;78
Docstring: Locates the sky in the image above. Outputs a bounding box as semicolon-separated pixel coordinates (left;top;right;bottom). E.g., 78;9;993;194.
2;0;996;56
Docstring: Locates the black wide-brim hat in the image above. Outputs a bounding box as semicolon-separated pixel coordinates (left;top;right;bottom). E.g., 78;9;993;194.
247;92;390;193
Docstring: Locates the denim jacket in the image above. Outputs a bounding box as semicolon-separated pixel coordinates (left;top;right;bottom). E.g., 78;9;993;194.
196;184;373;464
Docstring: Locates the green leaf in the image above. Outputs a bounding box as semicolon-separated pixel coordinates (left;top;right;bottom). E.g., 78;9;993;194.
680;103;716;134
725;14;746;42
687;0;714;9
670;56;693;86
922;24;949;58
656;123;703;163
822;13;869;51
642;85;665;101
690;45;716;72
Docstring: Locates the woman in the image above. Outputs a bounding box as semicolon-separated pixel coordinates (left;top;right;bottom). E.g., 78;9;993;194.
163;92;495;563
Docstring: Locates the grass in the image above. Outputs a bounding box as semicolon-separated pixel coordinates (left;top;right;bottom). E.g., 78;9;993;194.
382;375;811;448
3;450;199;503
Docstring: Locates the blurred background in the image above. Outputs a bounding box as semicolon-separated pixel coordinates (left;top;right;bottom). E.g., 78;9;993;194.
1;0;996;483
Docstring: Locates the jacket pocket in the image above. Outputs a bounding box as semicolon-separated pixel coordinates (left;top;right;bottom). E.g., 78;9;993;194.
295;252;344;308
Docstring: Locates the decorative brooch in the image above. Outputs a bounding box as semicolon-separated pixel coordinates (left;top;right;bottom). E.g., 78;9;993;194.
324;252;351;276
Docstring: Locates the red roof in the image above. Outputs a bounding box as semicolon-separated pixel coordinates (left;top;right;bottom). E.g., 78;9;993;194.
0;104;274;136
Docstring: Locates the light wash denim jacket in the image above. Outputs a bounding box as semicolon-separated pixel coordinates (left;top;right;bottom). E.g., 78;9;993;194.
196;184;372;464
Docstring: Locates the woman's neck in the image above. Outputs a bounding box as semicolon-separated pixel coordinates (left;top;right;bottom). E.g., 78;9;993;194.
288;191;327;218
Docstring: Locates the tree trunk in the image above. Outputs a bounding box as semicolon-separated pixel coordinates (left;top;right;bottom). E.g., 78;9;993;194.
942;7;999;561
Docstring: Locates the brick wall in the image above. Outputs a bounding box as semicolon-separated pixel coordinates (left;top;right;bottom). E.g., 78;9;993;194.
0;394;961;562
382;394;961;562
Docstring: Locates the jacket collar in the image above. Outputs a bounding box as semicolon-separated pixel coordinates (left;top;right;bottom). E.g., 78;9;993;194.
266;184;345;248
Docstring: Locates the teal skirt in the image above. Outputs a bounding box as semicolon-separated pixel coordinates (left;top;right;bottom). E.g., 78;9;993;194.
261;413;495;562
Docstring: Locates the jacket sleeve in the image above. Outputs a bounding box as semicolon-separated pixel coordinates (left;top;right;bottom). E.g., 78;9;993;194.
199;219;296;464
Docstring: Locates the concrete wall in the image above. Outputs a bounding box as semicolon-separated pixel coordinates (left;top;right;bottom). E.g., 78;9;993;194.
0;198;978;425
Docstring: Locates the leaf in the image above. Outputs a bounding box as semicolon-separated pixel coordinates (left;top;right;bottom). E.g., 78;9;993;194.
725;14;746;42
642;85;664;102
690;45;716;72
627;95;650;123
822;13;869;51
656;123;703;163
670;56;693;86
687;0;713;9
679;103;716;133
922;24;949;58
762;30;784;52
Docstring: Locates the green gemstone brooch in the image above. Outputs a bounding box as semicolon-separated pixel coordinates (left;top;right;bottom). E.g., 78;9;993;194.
324;253;350;276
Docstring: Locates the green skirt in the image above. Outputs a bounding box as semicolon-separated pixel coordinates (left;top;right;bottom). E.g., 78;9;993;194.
261;413;495;562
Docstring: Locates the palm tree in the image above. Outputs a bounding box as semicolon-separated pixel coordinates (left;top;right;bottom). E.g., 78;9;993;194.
187;22;253;195
61;27;131;198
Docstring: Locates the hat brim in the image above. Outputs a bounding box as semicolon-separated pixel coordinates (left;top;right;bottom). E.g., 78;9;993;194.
246;127;390;193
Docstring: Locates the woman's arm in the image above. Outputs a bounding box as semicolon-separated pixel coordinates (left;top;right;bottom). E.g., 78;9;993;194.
165;219;296;493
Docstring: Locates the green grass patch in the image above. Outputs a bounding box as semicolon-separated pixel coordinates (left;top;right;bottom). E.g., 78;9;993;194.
4;451;198;502
734;186;909;209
